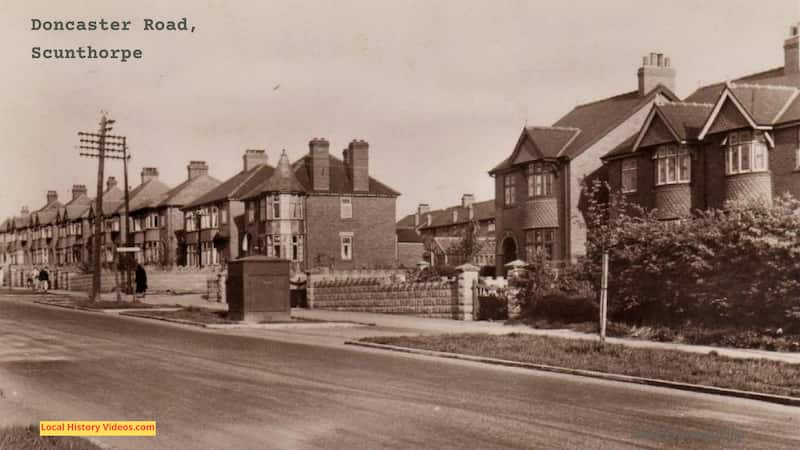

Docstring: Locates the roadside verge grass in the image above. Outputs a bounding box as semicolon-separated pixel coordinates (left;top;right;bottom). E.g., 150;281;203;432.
124;306;235;324
362;333;800;398
0;425;101;450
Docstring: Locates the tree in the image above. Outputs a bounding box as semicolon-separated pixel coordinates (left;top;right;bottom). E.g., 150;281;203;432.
448;221;484;265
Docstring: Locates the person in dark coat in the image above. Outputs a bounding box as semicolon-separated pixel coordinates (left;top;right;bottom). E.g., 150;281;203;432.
39;267;50;293
134;264;148;297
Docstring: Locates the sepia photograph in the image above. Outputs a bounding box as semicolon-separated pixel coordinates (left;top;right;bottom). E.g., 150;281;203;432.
1;0;799;448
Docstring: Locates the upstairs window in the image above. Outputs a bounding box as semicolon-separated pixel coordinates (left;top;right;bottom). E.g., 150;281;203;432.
504;175;516;206
272;195;281;219
220;208;228;225
185;212;196;231
726;130;767;175
210;207;219;228
621;158;638;193
654;144;690;186
340;197;353;219
291;196;303;219
259;198;267;222
246;202;255;223
527;163;553;197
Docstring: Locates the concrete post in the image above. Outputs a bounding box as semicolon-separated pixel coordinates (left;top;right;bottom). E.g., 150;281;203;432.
456;263;479;321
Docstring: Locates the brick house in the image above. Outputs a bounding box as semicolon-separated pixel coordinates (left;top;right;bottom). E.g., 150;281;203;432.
28;191;62;266
1;207;31;266
182;150;275;267
126;163;220;266
54;184;93;266
604;25;800;217
396;195;496;268
238;138;399;273
489;53;679;272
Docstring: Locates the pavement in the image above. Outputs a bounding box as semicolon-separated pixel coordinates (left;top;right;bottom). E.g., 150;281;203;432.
0;293;799;449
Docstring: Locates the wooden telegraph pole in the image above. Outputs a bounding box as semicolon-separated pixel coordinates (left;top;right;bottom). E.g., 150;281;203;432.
78;115;127;301
599;249;609;345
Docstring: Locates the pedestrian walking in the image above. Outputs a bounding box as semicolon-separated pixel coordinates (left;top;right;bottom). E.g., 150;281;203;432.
30;267;39;291
39;267;50;293
135;264;148;298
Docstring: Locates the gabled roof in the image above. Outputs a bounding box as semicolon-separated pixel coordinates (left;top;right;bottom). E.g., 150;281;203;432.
696;83;792;140
154;174;221;208
60;194;93;222
685;66;792;103
491;85;678;172
184;164;275;209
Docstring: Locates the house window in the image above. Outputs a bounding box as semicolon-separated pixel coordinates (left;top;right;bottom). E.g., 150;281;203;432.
726;130;767;175
247;202;255;223
259;198;267;222
272;195;281;219
220;208;228;224
525;228;556;260
291;235;303;261
210;207;219;228
621;158;638;193
504;175;516;205
340;197;353;219
340;233;353;260
527;163;553;197
266;235;281;258
291;196;303;219
654;144;690;185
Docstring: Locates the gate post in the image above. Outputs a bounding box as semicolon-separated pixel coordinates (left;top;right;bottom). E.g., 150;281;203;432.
456;263;479;321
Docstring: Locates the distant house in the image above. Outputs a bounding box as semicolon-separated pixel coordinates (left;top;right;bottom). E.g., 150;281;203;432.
396;195;496;268
182;150;275;267
239;138;400;273
395;227;425;268
489;53;679;272
124;163;220;266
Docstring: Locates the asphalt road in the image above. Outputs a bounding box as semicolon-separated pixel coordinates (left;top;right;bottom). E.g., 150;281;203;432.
0;294;798;450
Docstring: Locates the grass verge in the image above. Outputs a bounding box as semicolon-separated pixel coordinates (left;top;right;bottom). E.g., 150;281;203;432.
125;306;235;324
73;299;177;310
362;333;800;398
0;425;102;450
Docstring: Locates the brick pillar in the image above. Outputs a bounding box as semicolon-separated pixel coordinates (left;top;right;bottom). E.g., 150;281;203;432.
456;264;479;321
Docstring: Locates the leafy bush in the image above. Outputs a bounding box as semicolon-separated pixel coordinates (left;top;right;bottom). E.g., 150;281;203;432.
582;180;800;329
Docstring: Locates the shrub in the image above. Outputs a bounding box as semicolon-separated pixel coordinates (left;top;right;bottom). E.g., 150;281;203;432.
582;180;800;329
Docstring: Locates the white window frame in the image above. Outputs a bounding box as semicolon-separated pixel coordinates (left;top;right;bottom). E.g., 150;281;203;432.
504;175;515;205
654;144;691;186
726;130;768;175
340;197;353;219
621;158;638;193
340;232;353;260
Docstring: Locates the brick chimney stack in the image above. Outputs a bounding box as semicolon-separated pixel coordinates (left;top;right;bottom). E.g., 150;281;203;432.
141;167;159;185
415;203;430;227
243;149;268;171
187;161;209;180
637;52;675;96
46;190;58;205
309;138;330;191
785;24;800;75
344;139;370;192
20;206;29;215
106;176;118;191
461;194;475;208
72;184;87;200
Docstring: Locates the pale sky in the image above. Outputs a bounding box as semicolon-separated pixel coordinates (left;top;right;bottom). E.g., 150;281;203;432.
1;0;798;219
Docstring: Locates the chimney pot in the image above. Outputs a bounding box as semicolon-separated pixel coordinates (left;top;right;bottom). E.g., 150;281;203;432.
106;176;118;191
638;52;676;96
461;194;475;208
72;184;88;200
785;24;800;75
46;190;58;205
347;139;370;192
21;206;29;215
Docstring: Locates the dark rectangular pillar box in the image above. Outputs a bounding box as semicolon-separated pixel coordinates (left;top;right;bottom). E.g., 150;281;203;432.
226;256;291;322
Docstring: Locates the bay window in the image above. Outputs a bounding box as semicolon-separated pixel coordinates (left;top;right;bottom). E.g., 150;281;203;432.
726;130;767;175
525;228;555;260
654;144;690;186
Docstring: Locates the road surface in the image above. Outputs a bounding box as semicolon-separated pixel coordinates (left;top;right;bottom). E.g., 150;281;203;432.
0;293;798;449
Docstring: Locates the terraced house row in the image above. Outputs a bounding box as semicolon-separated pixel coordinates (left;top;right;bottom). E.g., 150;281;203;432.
0;138;399;274
487;24;800;273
